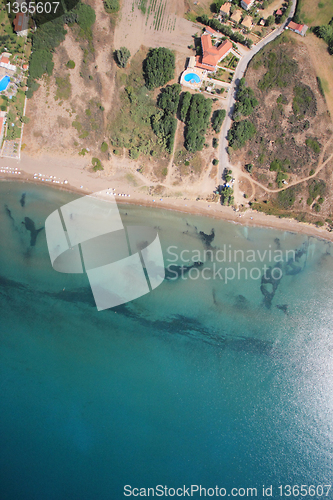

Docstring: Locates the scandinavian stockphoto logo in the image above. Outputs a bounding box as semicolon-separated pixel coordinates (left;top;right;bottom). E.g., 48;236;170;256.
45;191;165;311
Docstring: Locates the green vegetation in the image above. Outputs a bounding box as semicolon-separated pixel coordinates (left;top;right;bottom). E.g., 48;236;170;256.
233;78;258;119
27;1;96;98
184;94;212;152
313;18;333;54
66;60;75;69
221;186;234;206
277;186;296;208
212;109;226;133
143;48;175;90
180;92;192;122
305;137;321;153
109;52;166;162
55;75;71;100
316;76;325;97
212;158;219;166
115;47;131;68
266;15;275;26
152;84;180;153
292;84;316;118
4;90;25;140
269;159;288;187
104;0;120;13
257;49;298;91
228;120;256;150
307;179;326;206
75;2;96;30
92;157;103;171
101;142;108;152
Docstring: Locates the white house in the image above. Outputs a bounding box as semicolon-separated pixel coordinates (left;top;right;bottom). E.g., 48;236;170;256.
241;0;255;11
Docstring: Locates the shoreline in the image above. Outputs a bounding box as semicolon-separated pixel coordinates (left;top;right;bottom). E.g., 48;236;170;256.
1;154;333;243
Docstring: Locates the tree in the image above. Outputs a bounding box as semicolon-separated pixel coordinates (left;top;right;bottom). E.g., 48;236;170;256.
180;92;191;122
29;49;54;79
152;84;181;152
157;84;181;115
213;0;226;13
115;47;131;68
184;94;212;152
212;109;226;132
227;119;256;149
143;48;175;90
266;15;275;26
104;0;120;13
75;2;96;30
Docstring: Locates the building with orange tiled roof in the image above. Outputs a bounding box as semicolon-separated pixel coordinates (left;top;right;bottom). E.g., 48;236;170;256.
286;20;308;36
196;33;233;72
0;53;16;72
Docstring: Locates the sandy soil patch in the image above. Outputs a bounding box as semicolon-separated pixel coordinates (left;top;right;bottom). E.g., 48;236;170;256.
2;153;333;243
261;0;284;18
298;33;333;122
113;0;199;57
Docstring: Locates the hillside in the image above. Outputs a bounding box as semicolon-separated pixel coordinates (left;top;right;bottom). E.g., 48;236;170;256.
228;33;333;225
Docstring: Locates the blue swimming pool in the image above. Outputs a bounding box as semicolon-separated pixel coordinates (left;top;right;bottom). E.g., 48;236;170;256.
0;76;10;92
184;72;201;84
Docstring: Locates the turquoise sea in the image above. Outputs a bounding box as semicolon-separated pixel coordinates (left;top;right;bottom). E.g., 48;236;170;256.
0;181;332;499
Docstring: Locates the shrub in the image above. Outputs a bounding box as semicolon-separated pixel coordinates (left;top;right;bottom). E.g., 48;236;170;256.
305;137;321;154
104;0;120;13
115;47;131;68
213;158;219;165
92;157;103;171
66;60;75;69
162;167;168;176
101;142;108;152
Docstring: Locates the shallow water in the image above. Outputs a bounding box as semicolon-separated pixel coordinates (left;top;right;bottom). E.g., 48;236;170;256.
0;182;332;499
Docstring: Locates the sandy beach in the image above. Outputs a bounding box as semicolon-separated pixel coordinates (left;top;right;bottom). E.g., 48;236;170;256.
1;152;333;242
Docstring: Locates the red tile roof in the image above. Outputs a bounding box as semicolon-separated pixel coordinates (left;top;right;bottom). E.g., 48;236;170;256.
288;21;304;31
199;34;233;68
276;9;282;15
0;56;9;64
205;26;221;36
13;13;24;32
242;0;252;5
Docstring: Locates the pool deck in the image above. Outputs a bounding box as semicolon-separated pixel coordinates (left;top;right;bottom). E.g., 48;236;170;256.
180;68;206;90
